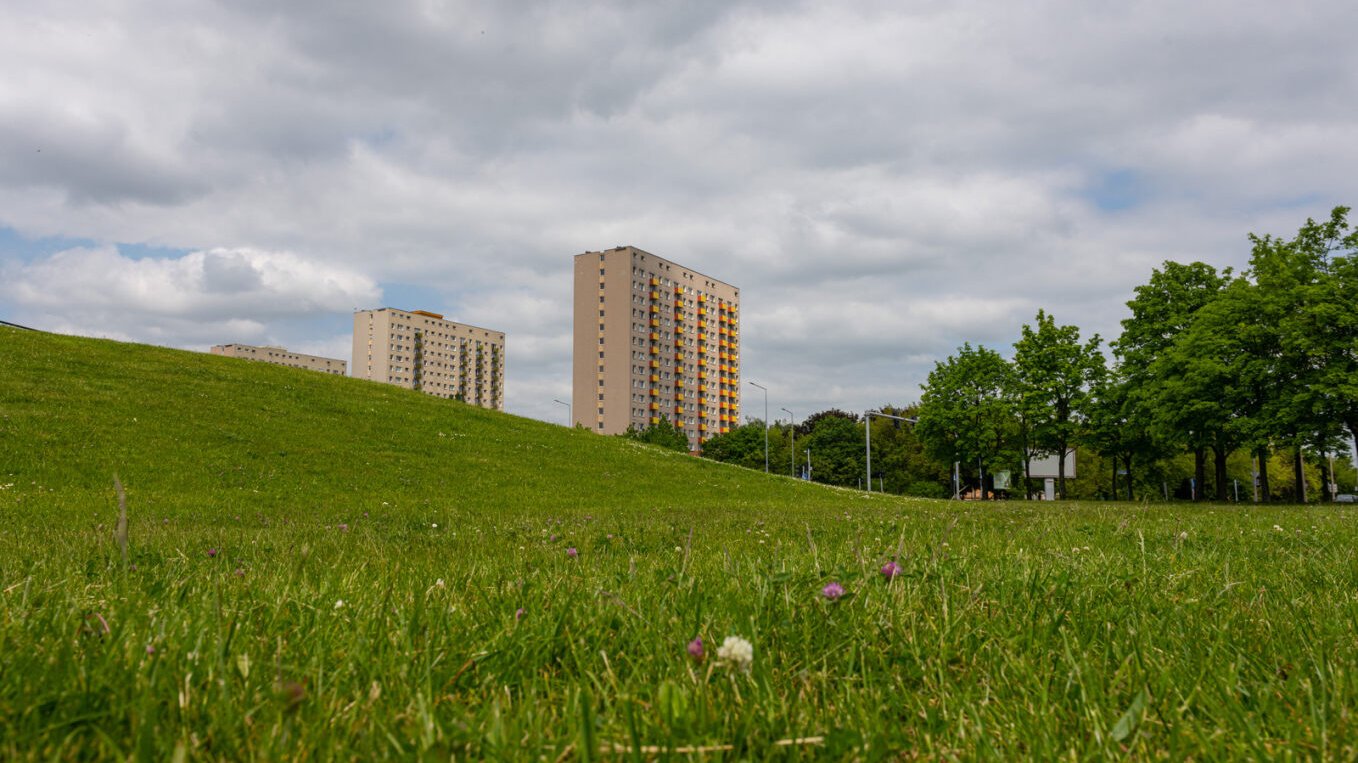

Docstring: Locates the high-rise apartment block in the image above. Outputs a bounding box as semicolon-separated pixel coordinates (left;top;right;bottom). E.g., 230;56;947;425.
573;246;740;450
210;343;347;375
352;308;505;410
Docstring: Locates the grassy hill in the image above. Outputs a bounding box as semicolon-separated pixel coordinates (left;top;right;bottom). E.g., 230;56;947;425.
0;326;889;518
5;326;1358;760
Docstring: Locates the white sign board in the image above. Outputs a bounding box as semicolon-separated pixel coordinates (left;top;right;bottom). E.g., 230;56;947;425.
1029;450;1076;479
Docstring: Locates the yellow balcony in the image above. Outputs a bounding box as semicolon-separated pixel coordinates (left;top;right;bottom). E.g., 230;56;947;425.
649;374;658;382
649;331;658;340
675;353;685;362
697;294;707;303
676;407;684;415
721;426;730;434
674;286;684;294
649;359;659;368
649;291;659;300
649;320;659;329
651;416;659;425
698;410;707;418
649;401;659;409
649;389;658;397
697;359;707;367
697;333;707;342
697;321;707;329
676;379;685;388
698;386;707;394
649;277;658;286
649;347;659;355
719;364;728;372
719;340;729;348
699;423;708;431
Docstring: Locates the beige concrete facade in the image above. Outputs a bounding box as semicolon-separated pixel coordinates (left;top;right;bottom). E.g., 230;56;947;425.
573;246;740;451
210;343;347;375
352;308;505;410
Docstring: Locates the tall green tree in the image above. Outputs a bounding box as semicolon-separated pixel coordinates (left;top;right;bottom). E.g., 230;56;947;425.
1114;261;1231;500
864;404;950;496
803;413;864;488
916;343;1015;496
1151;277;1269;501
698;420;767;469
1085;367;1158;500
1012;310;1104;499
1250;206;1358;501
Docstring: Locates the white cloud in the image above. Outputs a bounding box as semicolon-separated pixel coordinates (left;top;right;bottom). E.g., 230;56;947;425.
1;246;379;348
1;0;1356;424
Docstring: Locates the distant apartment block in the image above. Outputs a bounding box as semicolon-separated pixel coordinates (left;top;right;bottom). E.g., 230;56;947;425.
210;343;347;375
352;308;505;410
573;246;740;451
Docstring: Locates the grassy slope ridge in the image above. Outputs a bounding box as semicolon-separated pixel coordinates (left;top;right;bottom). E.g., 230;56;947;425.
0;327;874;516
5;327;1358;760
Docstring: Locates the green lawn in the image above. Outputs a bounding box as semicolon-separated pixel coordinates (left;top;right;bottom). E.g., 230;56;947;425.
3;327;1357;759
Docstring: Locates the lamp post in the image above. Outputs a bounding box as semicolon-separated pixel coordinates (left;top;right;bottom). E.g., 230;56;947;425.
864;409;918;493
748;381;768;473
780;407;795;477
552;399;571;428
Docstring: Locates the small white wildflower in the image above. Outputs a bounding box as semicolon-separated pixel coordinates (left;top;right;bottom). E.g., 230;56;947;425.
1273;525;1284;532
674;546;682;553
1178;531;1188;541
434;579;445;589
432;523;438;529
334;599;345;609
716;635;754;671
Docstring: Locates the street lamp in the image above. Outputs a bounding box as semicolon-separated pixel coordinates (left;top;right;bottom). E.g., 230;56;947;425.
864;409;917;493
780;407;795;477
552;399;571;428
748;381;769;473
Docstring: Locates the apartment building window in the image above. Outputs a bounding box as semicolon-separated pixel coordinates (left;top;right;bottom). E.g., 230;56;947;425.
600;268;605;275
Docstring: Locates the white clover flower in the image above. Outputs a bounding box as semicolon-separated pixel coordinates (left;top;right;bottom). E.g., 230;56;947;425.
1273;525;1284;532
717;635;754;671
334;599;345;610
434;579;445;589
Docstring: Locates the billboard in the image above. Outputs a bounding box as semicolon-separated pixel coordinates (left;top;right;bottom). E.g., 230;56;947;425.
1029;450;1076;479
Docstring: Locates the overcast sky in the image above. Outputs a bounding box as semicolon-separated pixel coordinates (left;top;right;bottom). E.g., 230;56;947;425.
2;1;1356;425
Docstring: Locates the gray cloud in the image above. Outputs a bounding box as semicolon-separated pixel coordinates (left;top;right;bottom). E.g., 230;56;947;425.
0;0;1355;423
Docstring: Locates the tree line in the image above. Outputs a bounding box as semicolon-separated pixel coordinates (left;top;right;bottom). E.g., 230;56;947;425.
686;206;1358;502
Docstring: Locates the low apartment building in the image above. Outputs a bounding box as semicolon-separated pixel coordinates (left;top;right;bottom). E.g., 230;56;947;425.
210;343;347;375
352;308;505;410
